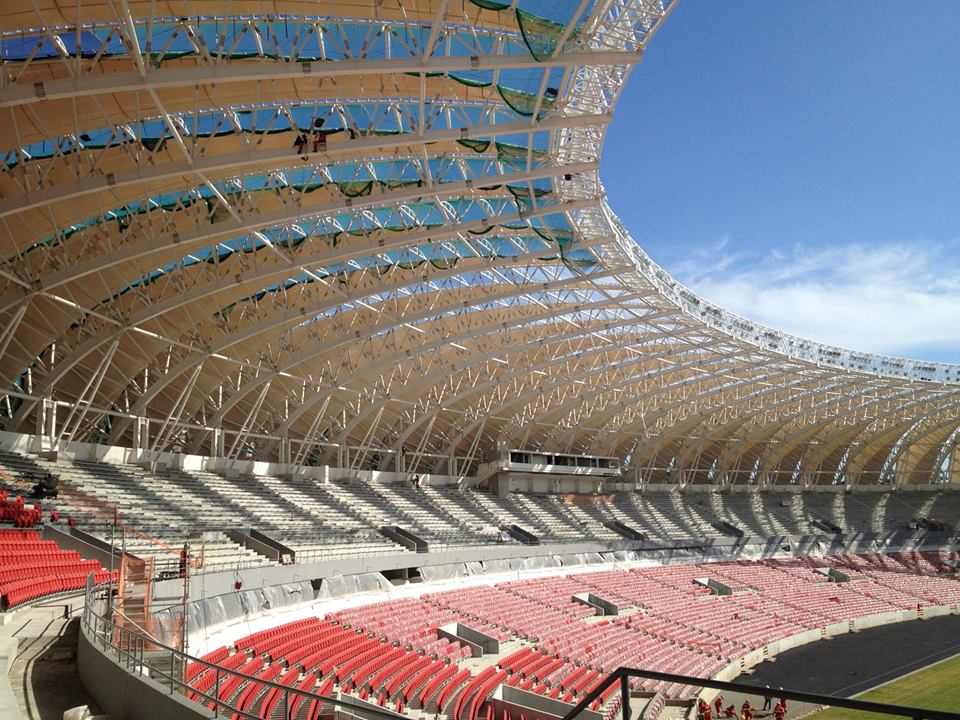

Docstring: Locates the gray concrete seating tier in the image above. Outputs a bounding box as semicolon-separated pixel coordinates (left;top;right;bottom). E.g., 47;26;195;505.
0;451;957;574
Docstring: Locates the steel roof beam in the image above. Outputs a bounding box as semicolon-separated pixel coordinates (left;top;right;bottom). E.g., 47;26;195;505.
0;114;609;219
0;51;644;111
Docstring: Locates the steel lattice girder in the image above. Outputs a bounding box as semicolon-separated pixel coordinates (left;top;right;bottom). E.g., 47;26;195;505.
0;0;957;484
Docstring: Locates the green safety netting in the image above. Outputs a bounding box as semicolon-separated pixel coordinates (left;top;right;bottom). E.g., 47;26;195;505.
91;209;585;318
517;9;578;62
449;71;493;88
456;139;548;169
498;86;554;118
87;194;567;311
468;1;584;61
469;0;510;10
507;184;552;200
457;138;491;153
214;232;582;319
15;161;552;264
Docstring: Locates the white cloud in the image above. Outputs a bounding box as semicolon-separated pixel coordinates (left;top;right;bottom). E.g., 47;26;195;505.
669;239;960;362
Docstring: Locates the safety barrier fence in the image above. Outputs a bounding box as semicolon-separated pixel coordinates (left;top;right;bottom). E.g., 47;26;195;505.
560;666;960;720
80;583;405;720
81;580;960;720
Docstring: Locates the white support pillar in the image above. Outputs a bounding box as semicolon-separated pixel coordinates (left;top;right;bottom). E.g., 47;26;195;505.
211;426;225;458
134;416;149;456
279;434;291;466
37;398;56;452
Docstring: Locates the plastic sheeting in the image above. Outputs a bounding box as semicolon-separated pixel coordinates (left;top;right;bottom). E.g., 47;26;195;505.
418;564;466;582
559;552;605;567
316;572;392;599
480;558;516;574
522;555;562;571
148;579;314;646
417;562;482;582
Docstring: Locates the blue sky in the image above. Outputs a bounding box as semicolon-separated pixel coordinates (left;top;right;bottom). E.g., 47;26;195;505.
602;2;960;363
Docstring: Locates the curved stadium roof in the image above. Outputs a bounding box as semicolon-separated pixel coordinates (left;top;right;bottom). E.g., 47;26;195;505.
0;0;958;485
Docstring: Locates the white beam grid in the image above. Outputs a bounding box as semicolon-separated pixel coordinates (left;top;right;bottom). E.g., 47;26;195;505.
0;0;956;484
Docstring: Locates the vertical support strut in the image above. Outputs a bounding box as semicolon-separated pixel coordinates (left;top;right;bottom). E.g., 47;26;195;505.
620;673;631;720
55;337;121;446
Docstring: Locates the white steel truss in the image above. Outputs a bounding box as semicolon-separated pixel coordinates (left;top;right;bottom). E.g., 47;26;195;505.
0;0;957;485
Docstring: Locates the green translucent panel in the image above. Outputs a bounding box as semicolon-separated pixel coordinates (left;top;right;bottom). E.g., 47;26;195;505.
139;136;167;153
469;0;511;9
507;184;552;200
457;138;492;153
457;138;547;170
498;86;554;118
497;142;547;168
517;9;576;62
449;71;494;88
339;180;374;198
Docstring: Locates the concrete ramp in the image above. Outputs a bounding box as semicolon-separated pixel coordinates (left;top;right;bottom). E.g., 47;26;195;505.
694;577;733;595
572;592;620;616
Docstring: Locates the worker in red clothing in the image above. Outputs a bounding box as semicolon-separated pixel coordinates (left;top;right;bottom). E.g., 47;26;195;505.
741;700;753;720
773;701;786;720
778;691;787;712
179;543;190;578
714;694;724;717
724;705;737;719
697;699;708;720
703;707;713;720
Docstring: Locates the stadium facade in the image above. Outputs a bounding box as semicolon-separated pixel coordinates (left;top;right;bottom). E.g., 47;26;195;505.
0;0;958;488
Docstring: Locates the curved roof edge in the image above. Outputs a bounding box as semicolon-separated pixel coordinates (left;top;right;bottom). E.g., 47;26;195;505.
603;204;960;386
575;0;958;387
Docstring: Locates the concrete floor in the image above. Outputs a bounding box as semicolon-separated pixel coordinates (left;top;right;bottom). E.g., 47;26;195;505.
4;602;102;720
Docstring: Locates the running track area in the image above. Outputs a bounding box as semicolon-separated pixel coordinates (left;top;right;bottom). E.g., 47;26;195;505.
745;614;960;698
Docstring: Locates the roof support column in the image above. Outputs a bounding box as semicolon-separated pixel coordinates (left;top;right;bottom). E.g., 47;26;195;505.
132;416;149;459
36;397;57;454
211;426;225;459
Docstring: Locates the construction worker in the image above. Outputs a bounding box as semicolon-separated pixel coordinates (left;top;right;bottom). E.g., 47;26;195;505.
179;543;190;578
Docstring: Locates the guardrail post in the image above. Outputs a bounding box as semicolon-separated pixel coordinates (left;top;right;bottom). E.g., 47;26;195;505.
284;688;290;720
620;673;630;720
214;668;221;717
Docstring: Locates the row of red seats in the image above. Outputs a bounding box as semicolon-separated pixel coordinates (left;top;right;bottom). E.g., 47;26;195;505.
188;626;462;719
233;616;322;654
0;493;42;527
184;552;960;718
0;558;103;583
0;529;117;609
3;569;117;607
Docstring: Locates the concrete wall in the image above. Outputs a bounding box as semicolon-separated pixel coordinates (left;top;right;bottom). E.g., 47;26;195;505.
156;538;641;600
78;626;215;720
0;430;462;486
41;524;118;567
151;527;958;602
82;544;960;720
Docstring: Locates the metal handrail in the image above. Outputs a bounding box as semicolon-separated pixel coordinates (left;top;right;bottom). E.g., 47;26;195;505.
80;586;408;720
83;579;960;720
559;666;960;720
